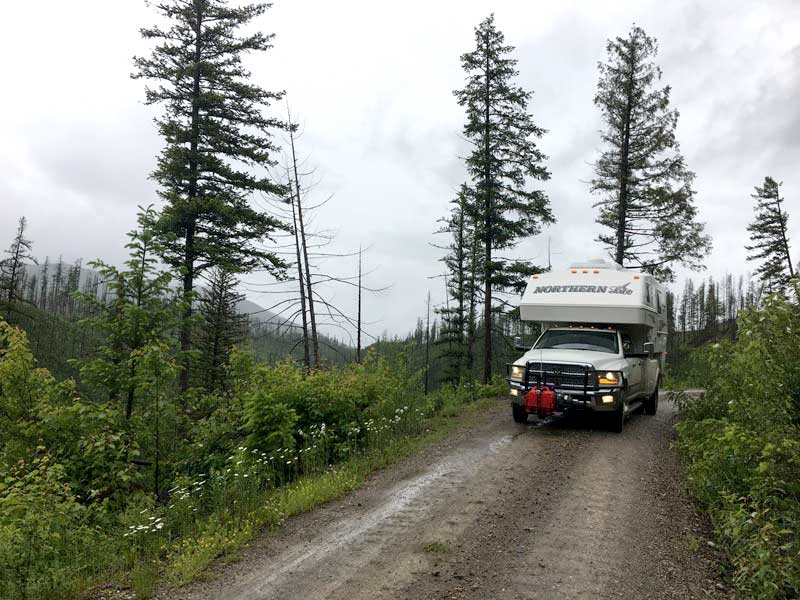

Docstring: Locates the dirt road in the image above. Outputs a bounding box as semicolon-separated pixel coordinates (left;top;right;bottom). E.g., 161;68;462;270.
175;397;722;600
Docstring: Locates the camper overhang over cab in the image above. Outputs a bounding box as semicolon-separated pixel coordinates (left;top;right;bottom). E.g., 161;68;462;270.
519;259;666;331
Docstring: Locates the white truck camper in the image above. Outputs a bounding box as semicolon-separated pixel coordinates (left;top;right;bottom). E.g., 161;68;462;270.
507;259;667;433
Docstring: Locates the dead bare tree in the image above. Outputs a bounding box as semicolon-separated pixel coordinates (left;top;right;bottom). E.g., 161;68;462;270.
288;177;311;370
356;245;363;363
242;108;389;369
287;108;321;368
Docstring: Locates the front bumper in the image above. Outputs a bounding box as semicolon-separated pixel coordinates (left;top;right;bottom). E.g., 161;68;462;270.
507;378;622;412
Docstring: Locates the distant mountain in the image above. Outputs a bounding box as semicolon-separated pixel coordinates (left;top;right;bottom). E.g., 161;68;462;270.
235;298;284;325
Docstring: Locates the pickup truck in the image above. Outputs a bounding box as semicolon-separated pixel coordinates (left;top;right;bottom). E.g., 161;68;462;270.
507;326;660;432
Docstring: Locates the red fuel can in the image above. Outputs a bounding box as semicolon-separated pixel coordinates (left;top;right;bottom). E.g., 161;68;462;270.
524;386;556;417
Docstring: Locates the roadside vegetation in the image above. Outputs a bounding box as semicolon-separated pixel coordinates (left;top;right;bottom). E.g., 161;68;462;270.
672;287;800;599
0;316;503;599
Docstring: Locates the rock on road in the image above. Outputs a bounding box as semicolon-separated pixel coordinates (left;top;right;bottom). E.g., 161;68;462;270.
174;397;722;600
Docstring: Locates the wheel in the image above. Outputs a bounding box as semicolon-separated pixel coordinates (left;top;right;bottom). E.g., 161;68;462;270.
609;399;625;433
644;384;659;415
512;403;528;424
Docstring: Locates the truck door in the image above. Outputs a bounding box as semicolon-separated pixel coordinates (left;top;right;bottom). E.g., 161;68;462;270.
627;359;645;399
622;334;644;399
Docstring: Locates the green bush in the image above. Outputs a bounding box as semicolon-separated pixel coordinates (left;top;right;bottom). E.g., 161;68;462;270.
674;288;800;599
0;454;111;599
245;391;299;453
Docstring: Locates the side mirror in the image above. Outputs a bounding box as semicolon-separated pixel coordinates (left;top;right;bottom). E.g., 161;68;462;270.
513;336;528;352
643;342;655;357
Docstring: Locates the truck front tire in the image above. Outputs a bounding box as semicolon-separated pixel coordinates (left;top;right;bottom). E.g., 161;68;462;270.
608;398;625;433
512;403;528;424
644;384;659;415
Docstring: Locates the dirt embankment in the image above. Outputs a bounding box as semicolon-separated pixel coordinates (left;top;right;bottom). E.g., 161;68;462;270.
169;398;723;600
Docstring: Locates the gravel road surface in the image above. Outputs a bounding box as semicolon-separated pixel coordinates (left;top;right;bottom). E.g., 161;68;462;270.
172;396;723;600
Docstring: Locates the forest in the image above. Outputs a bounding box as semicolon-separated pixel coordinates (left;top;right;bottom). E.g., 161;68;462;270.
1;2;798;599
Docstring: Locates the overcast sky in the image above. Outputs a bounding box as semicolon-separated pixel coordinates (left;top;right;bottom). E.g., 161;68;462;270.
2;0;799;341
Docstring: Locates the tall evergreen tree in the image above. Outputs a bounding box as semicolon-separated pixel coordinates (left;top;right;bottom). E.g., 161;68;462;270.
133;0;287;389
745;176;795;291
454;14;553;383
0;217;36;317
195;267;246;392
436;191;472;383
592;25;710;281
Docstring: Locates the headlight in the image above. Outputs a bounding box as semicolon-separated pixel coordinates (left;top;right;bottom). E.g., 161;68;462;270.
510;365;525;380
598;371;620;385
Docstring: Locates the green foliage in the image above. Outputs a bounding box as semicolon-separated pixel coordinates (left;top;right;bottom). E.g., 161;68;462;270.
0;321;65;463
245;390;298;454
0;454;109;600
39;399;142;503
674;287;800;598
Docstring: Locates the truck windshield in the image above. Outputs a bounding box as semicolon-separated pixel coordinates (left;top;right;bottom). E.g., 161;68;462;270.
535;330;619;354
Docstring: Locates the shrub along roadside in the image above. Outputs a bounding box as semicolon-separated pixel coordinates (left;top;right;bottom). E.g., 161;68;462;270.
163;394;499;588
673;289;800;599
0;319;505;599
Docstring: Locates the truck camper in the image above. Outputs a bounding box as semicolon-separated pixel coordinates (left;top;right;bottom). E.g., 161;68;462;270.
507;259;666;432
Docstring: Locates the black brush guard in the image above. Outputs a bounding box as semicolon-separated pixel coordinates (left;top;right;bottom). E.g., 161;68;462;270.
506;362;599;398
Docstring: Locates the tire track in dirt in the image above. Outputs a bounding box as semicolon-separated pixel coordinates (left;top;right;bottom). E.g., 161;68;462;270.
172;398;722;600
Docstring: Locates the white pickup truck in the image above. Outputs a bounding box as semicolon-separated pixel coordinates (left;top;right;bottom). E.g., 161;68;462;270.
507;259;666;433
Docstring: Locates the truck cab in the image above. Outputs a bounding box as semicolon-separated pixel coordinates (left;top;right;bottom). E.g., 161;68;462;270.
508;260;666;432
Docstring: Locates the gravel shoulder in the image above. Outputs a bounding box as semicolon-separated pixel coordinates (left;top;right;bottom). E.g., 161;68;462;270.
168;397;724;600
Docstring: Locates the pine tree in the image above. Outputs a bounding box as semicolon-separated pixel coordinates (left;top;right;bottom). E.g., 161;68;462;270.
745;176;795;291
78;206;181;420
592;25;710;281
0;216;36;319
133;0;287;389
454;14;553;383
436;192;471;383
195;267;246;392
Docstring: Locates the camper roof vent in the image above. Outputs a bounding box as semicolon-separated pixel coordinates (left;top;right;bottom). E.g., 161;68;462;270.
568;258;624;271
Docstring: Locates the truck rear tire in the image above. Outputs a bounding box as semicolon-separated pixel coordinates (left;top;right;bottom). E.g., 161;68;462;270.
644;385;659;415
512;404;528;424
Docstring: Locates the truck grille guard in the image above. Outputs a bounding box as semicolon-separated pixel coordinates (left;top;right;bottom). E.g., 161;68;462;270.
506;361;598;395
